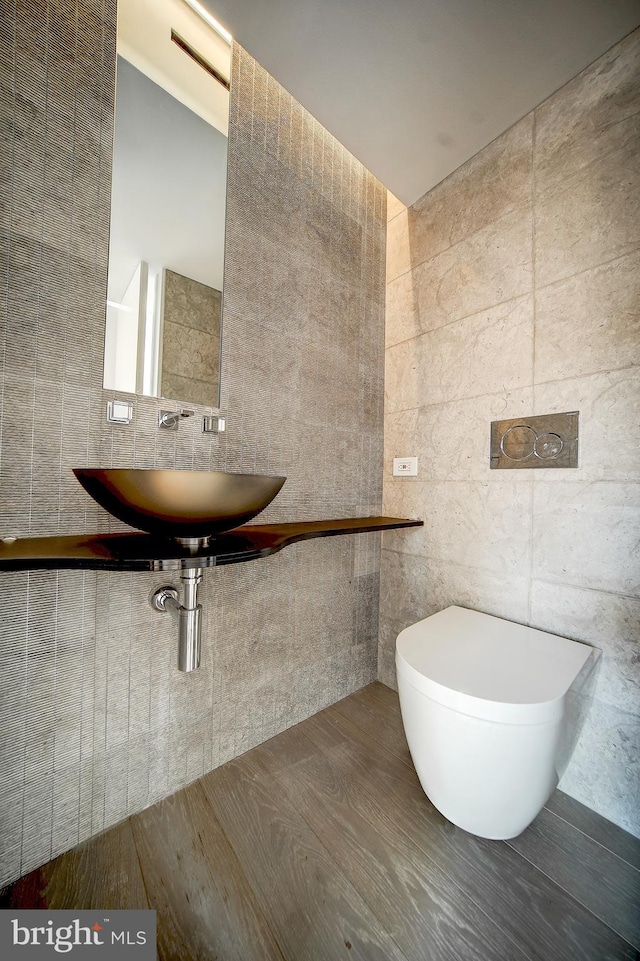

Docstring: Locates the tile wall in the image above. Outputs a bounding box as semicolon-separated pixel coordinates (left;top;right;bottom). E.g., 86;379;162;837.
160;270;221;407
380;28;640;836
0;1;386;885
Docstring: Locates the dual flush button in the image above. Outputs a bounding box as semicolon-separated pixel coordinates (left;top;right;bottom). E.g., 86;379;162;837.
501;425;563;461
490;412;579;469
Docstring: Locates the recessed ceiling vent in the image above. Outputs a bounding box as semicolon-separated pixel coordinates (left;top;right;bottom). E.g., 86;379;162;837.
171;29;230;90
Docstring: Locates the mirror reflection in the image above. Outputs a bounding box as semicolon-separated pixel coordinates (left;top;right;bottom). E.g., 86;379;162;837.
103;0;231;408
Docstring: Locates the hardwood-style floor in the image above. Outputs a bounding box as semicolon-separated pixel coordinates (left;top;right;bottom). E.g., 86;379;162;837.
3;683;640;960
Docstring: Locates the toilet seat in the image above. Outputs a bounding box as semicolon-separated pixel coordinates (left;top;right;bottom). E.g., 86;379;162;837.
396;606;593;724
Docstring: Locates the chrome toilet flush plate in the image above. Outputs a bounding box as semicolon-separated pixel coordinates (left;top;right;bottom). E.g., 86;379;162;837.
490;411;579;469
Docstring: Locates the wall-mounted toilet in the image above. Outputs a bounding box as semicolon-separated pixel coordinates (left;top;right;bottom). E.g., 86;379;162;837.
396;606;597;840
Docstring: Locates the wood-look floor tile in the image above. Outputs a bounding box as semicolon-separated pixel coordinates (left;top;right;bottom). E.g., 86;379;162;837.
253;722;530;961
507;807;640;949
0;821;148;911
366;679;402;713
305;703;637;961
331;686;413;764
2;683;637;961
546;789;640;871
200;748;411;961
131;781;284;961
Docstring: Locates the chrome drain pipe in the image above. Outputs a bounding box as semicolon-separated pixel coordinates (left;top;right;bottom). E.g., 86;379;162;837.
150;569;203;672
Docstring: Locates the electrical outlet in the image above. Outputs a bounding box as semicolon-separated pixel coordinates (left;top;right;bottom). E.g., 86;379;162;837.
393;457;418;476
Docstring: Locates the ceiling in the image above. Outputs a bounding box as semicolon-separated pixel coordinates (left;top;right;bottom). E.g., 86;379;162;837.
201;0;639;206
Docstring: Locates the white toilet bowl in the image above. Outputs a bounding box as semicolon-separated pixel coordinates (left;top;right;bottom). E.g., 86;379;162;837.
396;606;596;840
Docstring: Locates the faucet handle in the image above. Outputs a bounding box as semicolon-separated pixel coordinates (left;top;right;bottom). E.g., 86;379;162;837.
159;409;193;430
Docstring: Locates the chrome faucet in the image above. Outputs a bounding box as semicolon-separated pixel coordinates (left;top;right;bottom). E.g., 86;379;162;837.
158;409;194;430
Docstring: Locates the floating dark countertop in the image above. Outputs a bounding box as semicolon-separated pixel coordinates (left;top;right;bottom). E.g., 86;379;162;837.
0;517;423;572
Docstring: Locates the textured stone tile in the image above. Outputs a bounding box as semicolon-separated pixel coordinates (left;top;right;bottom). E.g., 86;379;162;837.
532;481;640;597
558;698;640;839
384;478;533;577
380;29;640;839
381;476;432;562
530;580;640;717
384;386;534;483
386;206;411;284
534;29;640;199
377;617;399;689
533;31;640;285
412;205;533;333
379;548;432;640
534;251;640;382
385;294;534;412
386;190;406;223
161;321;219;389
425;479;533;575
385;266;420;348
533;367;640;483
534;120;640;288
419;559;531;627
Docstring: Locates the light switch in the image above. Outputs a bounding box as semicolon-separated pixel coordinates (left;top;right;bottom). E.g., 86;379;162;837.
393;457;418;476
106;400;133;424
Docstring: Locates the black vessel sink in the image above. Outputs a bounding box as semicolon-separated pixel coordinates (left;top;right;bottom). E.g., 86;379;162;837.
73;468;286;540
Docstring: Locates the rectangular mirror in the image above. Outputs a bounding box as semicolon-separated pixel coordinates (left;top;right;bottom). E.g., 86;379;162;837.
103;0;231;409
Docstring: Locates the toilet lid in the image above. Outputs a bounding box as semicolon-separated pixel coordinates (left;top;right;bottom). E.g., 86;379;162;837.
396;606;595;723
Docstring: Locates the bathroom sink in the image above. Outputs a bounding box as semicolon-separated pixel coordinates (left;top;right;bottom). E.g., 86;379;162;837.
73;469;286;543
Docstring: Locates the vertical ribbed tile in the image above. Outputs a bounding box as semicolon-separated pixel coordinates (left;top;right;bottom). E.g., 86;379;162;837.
0;15;385;886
